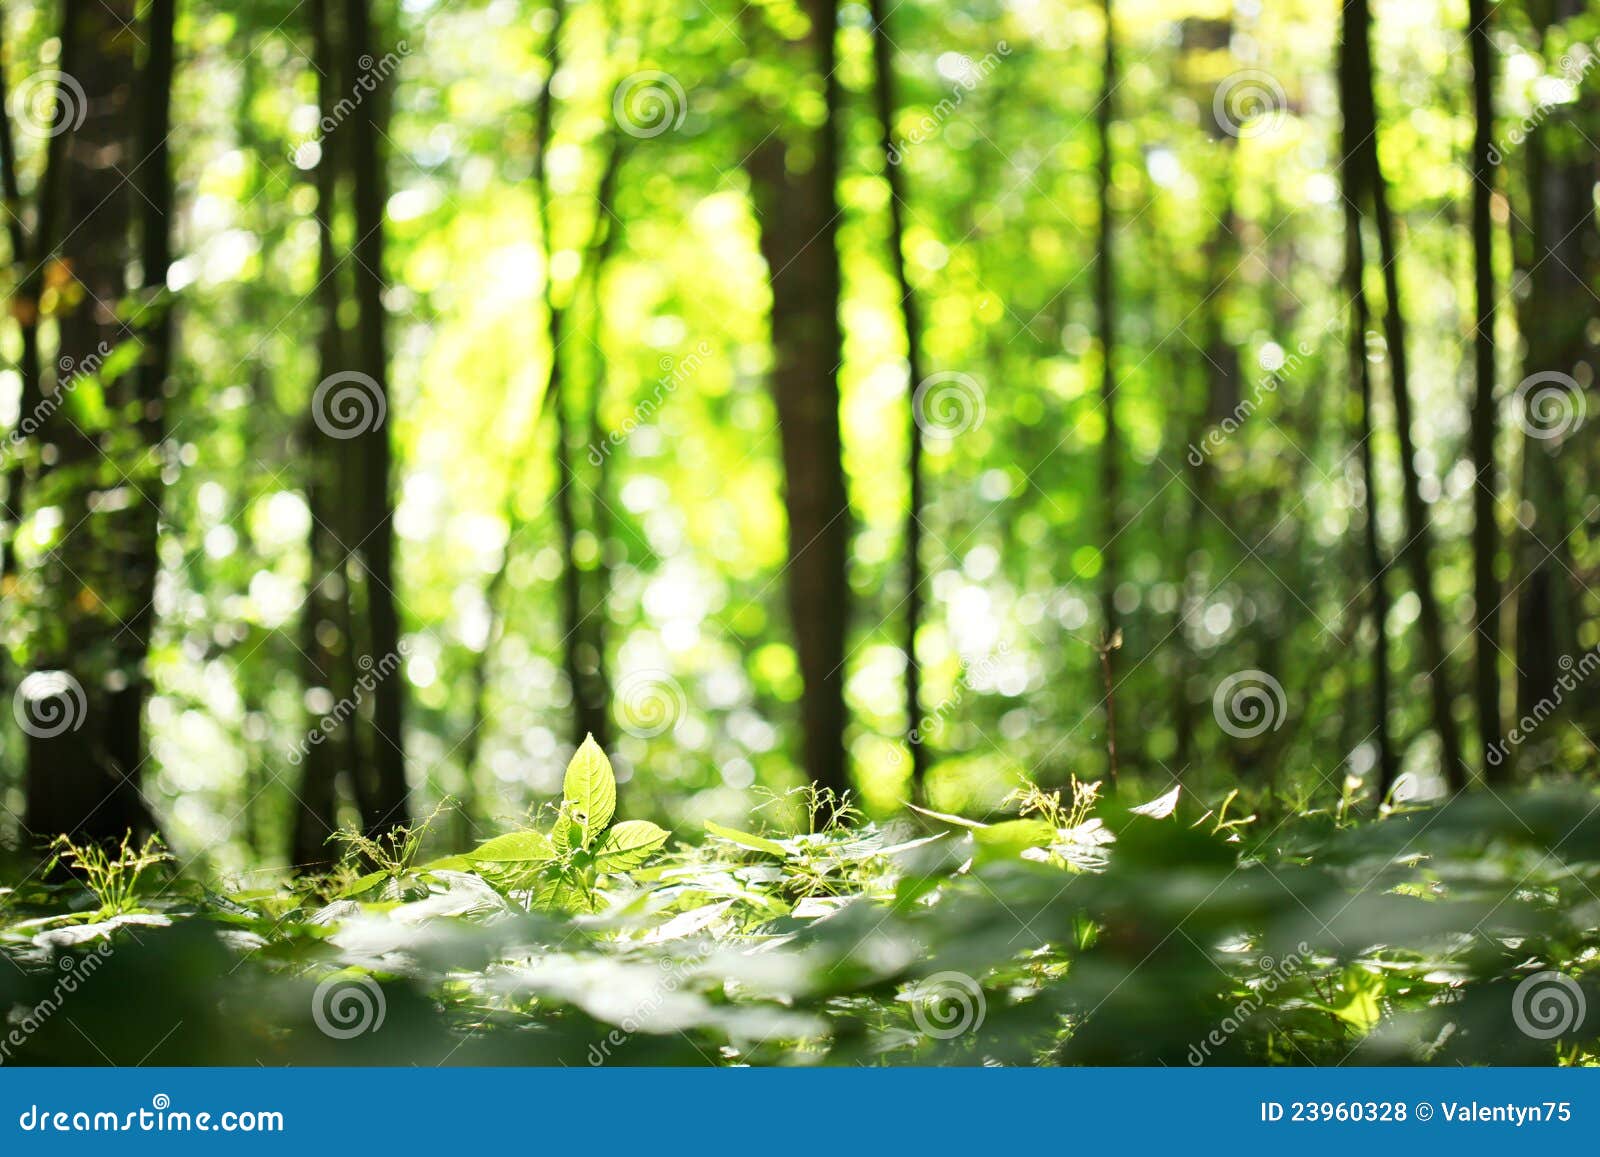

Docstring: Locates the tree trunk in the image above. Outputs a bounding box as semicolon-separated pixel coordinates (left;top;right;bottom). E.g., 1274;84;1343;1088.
1095;0;1120;784
1466;0;1501;783
533;0;609;750
866;0;928;793
104;0;178;788
343;0;408;837
293;0;359;869
24;0;155;843
1512;0;1590;750
1337;23;1395;797
574;96;627;757
1343;0;1467;792
744;0;850;796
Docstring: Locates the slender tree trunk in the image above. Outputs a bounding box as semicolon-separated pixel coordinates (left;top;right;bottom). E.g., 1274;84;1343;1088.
532;0;608;750
463;0;624;808
104;0;178;785
866;0;927;793
575;109;627;754
1344;0;1466;792
1341;178;1395;798
294;0;358;869
1338;0;1395;800
1095;0;1120;783
744;0;850;796
343;0;408;836
1096;0;1118;638
1467;0;1501;784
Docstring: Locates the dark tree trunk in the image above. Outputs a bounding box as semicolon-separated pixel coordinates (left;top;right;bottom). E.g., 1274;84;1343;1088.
1337;12;1395;797
744;0;850;796
1466;0;1501;783
574;101;627;754
1096;0;1119;640
1342;0;1466;792
1095;0;1120;785
866;0;928;793
463;0;623;812
105;0;178;787
24;0;154;843
533;0;609;751
293;0;359;870
1338;0;1394;799
343;0;408;837
1512;0;1591;749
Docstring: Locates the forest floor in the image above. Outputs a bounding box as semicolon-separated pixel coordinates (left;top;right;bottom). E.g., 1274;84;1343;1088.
2;744;1598;1066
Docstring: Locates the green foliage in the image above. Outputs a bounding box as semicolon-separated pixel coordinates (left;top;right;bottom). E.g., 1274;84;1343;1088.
4;784;1596;1067
46;834;171;919
465;736;670;912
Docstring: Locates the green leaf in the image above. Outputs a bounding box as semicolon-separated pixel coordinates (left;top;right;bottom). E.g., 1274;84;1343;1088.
561;734;616;844
595;820;671;871
468;831;557;863
1323;966;1384;1033
704;819;788;858
971;819;1056;857
907;803;990;830
340;870;389;897
532;871;600;914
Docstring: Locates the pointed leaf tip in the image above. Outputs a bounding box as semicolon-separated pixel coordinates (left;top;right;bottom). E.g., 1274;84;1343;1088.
562;736;616;844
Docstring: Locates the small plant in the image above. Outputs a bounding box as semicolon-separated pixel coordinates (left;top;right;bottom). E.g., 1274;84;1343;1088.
335;801;451;900
1008;776;1101;833
49;832;170;918
464;735;670;912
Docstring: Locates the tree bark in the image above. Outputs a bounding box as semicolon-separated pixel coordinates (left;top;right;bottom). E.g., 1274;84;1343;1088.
533;0;609;750
24;0;155;843
744;0;850;796
866;0;928;793
1337;17;1395;797
343;0;408;837
1096;0;1119;641
1512;0;1590;751
104;0;178;789
1342;0;1466;792
293;0;360;869
1466;0;1501;783
1095;0;1121;784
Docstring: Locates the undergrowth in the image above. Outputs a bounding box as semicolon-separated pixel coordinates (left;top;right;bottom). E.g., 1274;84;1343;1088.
1;739;1598;1067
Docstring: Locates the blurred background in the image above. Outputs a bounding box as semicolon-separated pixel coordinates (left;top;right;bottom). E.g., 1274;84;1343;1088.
0;0;1597;879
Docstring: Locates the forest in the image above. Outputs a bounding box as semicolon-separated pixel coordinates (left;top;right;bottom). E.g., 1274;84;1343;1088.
0;0;1596;1069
